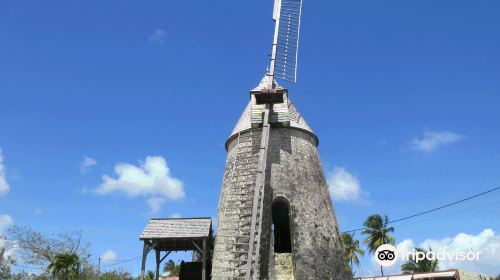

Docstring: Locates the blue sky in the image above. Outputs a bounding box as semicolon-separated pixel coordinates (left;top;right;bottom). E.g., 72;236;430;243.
0;0;499;276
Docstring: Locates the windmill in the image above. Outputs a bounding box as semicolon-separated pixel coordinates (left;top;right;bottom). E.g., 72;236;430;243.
211;0;350;279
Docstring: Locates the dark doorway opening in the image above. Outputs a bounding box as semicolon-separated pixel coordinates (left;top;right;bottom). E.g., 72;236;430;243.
255;92;284;105
272;200;292;253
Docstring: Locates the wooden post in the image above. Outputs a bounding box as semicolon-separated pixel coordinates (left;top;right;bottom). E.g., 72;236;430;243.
140;241;150;280
155;249;161;280
0;247;5;261
202;238;207;280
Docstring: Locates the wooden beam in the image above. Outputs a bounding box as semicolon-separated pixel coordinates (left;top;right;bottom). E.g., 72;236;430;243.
160;251;171;263
140;241;152;280
191;240;202;254
202;237;207;280
155;249;160;280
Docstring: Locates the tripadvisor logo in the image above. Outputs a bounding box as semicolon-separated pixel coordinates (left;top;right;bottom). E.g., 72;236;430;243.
374;244;398;267
403;249;482;263
374;244;482;267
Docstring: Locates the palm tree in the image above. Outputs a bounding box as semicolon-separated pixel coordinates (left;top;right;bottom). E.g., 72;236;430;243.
361;214;395;276
401;248;438;273
163;259;180;276
144;270;155;280
340;233;365;275
47;252;80;280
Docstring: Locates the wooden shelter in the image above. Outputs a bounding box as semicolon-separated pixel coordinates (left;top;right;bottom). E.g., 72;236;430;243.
140;217;212;280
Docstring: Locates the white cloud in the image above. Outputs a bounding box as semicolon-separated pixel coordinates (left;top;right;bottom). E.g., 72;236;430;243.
0;215;18;261
328;167;368;202
396;229;500;275
100;250;117;264
170;213;181;218
411;130;463;153
80;157;97;173
0;148;11;197
149;29;167;45
147;197;166;214
0;238;19;261
0;214;13;234
95;156;185;208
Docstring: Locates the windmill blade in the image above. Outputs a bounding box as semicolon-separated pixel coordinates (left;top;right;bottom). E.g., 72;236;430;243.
272;0;303;83
273;0;281;20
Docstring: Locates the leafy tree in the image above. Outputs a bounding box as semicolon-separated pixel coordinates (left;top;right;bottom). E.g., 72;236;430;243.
401;248;438;273
340;232;364;275
4;228;141;280
143;271;155;280
1;235;13;279
163;259;180;276
98;270;134;280
0;254;15;279
9;226;90;266
47;252;80;280
361;214;395;276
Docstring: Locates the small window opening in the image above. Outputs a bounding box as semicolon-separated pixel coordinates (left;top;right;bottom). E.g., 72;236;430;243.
272;200;292;253
255;93;284;105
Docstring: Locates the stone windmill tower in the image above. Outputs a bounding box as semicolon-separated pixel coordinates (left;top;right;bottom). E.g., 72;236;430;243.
211;0;351;279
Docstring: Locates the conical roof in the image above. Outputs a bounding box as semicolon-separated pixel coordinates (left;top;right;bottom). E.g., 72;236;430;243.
229;100;314;139
227;75;316;148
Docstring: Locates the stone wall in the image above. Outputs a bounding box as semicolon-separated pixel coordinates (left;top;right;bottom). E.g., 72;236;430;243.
214;127;351;280
262;127;351;280
274;253;295;280
212;129;262;278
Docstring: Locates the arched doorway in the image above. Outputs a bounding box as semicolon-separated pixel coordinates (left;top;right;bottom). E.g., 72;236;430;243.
272;198;292;253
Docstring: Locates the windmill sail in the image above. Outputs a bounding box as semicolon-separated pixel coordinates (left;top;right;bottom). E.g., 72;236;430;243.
269;0;303;84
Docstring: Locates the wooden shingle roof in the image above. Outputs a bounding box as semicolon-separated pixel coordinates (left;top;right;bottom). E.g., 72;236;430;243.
140;218;212;240
229;101;314;140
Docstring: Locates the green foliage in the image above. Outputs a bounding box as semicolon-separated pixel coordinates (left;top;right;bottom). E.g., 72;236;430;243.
340;232;364;275
0;271;51;280
361;214;395;252
0;255;15;279
47;252;81;280
139;270;155;280
8;226;90;266
163;259;181;276
4;227;186;280
98;270;134;280
1;235;13;279
401;248;439;273
361;214;395;276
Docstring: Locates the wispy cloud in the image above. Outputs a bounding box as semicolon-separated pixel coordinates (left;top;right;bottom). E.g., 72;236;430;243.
80;156;97;173
411;130;463;153
0;214;13;235
170;213;181;218
100;250;117;264
147;197;166;214
0;215;19;262
0;148;10;197
328;167;369;202
149;29;167;45
95;156;185;212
